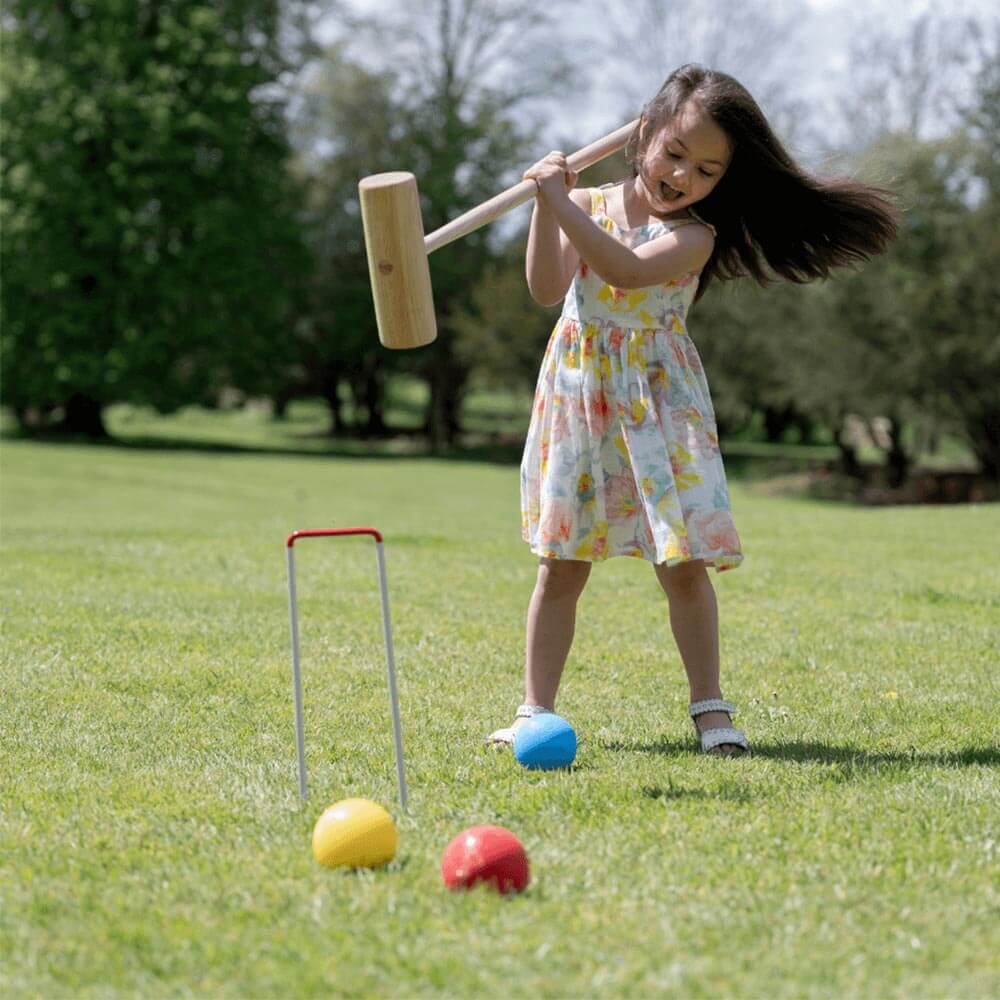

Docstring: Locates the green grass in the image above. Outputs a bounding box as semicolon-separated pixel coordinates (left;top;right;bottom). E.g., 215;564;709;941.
2;422;999;997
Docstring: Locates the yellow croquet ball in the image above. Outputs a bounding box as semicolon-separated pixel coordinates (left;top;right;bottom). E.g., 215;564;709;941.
311;798;397;869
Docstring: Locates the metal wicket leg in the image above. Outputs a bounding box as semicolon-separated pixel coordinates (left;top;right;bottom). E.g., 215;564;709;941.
374;540;408;810
285;528;408;811
287;545;308;801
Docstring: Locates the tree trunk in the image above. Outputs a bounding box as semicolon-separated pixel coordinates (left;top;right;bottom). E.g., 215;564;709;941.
272;385;295;419
762;404;794;443
425;365;465;452
794;413;816;445
58;392;108;438
426;370;447;453
836;414;862;478
445;379;463;440
363;361;386;437
885;414;910;488
971;411;1000;482
319;364;344;435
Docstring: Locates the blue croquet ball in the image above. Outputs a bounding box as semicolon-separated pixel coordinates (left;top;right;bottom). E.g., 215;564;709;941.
513;713;577;770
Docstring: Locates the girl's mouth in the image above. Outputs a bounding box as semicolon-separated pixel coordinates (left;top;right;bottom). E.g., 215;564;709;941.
659;181;684;202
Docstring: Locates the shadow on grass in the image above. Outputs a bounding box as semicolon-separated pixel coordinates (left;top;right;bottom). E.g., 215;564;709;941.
718;449;835;482
4;426;840;476
602;737;1000;770
332;856;412;879
641;783;753;802
1;426;527;464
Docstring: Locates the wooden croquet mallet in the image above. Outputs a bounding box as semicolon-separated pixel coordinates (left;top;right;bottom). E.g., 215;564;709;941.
359;119;639;350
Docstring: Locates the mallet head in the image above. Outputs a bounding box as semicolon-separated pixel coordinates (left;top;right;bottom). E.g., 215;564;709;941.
358;172;437;350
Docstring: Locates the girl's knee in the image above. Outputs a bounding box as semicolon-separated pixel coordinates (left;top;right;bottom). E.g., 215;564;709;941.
536;557;591;598
655;559;708;594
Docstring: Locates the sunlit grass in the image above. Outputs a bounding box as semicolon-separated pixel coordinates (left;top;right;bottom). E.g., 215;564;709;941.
1;424;997;997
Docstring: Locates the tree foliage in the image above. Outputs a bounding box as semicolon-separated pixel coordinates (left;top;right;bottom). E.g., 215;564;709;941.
1;0;313;435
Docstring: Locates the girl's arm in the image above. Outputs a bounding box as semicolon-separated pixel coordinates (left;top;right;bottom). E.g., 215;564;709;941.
542;189;714;289
525;188;591;307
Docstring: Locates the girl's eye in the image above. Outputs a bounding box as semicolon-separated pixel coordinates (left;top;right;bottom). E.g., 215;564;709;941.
665;147;716;177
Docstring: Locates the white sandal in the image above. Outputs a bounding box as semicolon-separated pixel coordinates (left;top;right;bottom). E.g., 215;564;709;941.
689;698;750;756
486;704;551;746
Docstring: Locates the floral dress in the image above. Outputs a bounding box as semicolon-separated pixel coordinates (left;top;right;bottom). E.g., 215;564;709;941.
520;185;743;571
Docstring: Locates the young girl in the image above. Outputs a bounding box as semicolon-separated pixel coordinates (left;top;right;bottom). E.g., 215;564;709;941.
488;64;897;756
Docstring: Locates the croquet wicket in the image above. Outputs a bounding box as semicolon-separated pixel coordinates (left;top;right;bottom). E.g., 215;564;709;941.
285;528;407;810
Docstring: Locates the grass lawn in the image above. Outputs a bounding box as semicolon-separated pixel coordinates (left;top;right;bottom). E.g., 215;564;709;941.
2;419;998;997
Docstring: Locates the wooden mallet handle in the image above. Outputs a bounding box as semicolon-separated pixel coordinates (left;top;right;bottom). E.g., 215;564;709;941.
359;118;639;350
424;118;639;253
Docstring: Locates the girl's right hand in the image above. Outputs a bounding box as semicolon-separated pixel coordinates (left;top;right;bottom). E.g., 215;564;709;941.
523;151;578;204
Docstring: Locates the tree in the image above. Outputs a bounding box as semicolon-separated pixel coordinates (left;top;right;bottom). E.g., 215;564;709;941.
311;0;572;449
1;1;313;436
285;45;411;434
604;0;813;153
452;233;559;396
692;277;821;443
835;11;973;148
790;16;1000;484
929;34;1000;479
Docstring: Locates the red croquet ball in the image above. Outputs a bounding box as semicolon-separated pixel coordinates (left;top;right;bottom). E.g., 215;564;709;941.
441;825;530;894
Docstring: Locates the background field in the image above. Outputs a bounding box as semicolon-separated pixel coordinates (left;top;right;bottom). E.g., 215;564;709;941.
2;423;998;998
1;381;980;472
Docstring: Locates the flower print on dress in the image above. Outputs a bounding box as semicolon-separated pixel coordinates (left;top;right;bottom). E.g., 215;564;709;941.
668;441;705;493
549;395;573;447
576;472;597;513
597;285;649;314
670;406;719;456
538;498;573;545
689;509;741;558
574;520;609;560
581;387;614;438
605;471;641;523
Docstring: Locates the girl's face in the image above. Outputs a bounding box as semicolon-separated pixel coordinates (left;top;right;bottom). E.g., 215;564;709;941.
635;101;732;216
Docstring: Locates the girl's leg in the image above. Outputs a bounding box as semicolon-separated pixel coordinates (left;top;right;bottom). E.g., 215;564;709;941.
653;559;744;755
524;557;592;710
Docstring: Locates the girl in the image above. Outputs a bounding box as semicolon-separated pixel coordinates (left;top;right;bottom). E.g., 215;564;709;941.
488;64;897;756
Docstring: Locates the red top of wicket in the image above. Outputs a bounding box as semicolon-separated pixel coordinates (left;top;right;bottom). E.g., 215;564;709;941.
286;528;383;547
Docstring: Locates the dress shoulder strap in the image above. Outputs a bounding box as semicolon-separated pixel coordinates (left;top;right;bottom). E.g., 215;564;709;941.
589;187;608;217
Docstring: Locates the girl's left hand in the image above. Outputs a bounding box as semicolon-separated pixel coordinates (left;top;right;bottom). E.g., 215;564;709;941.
523;151;577;204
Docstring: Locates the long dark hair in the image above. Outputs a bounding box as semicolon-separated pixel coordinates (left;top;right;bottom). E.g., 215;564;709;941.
626;64;899;302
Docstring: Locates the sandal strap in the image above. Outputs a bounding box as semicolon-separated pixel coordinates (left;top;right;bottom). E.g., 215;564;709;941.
515;703;551;719
700;727;749;752
689;698;736;719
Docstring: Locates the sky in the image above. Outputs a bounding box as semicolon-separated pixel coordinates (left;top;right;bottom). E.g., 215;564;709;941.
313;0;994;182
